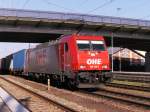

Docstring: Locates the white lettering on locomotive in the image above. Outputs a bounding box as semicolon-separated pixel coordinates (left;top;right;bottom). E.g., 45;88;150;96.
87;59;101;65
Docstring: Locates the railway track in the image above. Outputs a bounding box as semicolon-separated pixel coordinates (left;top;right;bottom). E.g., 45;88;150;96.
113;72;150;76
112;72;150;83
1;75;150;112
113;74;150;83
2;75;133;112
105;82;150;92
0;76;83;112
80;85;150;109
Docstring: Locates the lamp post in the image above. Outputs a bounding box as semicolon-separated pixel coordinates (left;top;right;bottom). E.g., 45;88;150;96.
116;7;122;72
116;8;121;17
119;47;122;72
111;32;114;72
29;43;31;49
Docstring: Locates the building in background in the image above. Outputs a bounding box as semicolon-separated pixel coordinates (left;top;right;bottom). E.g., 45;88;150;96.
108;47;145;72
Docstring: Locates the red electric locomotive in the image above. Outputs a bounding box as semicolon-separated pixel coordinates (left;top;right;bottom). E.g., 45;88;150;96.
24;34;112;89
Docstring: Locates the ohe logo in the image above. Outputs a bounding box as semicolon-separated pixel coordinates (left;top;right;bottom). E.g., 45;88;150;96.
87;59;101;65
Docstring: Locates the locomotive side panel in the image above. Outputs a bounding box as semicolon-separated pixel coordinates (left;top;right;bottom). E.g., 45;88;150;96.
25;44;60;74
47;45;60;73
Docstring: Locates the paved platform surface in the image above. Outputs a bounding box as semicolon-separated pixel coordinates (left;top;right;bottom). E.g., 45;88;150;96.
113;71;150;75
0;97;11;112
0;87;30;112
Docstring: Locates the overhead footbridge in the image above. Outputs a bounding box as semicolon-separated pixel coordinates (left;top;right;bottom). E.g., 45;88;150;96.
0;8;150;51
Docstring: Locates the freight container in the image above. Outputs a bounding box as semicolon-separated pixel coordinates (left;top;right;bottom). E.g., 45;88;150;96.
13;49;26;74
25;43;60;74
0;57;11;74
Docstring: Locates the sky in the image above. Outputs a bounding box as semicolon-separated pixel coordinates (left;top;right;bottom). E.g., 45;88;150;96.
0;0;149;58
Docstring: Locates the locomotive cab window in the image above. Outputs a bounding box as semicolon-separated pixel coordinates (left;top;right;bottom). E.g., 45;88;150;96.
91;41;105;51
65;43;68;52
77;40;90;50
77;40;105;51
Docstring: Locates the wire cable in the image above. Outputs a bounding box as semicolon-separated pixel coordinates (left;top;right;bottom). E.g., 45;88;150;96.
120;0;149;19
22;0;31;9
42;0;77;12
10;0;13;8
87;0;115;13
140;15;150;20
79;0;89;6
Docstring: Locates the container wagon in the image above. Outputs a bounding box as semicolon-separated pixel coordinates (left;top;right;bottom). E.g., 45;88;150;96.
0;57;11;74
12;49;26;75
23;34;112;89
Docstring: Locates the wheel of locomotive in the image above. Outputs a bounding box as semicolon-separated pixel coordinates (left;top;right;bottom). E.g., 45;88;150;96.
61;77;68;89
99;76;104;83
67;78;78;90
44;75;48;84
28;73;33;80
50;75;61;88
56;79;62;88
104;77;112;83
31;73;37;81
50;75;55;87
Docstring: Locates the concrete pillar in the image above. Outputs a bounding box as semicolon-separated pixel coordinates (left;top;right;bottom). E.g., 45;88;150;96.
145;52;150;72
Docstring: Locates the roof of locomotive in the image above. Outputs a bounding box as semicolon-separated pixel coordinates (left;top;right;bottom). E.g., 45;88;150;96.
60;34;105;41
35;34;105;49
36;40;59;48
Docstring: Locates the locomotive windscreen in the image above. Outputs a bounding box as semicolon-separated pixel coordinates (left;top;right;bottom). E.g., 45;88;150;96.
77;40;105;51
77;40;90;50
91;41;105;51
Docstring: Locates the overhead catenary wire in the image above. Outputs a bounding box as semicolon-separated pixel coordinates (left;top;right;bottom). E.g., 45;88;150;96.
0;0;4;8
22;0;31;9
10;0;13;8
139;15;150;20
79;0;89;6
140;12;150;20
120;0;149;20
87;0;115;13
114;0;150;20
42;0;77;12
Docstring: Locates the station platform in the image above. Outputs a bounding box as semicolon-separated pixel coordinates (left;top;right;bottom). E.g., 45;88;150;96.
0;97;11;112
0;87;30;112
113;71;150;75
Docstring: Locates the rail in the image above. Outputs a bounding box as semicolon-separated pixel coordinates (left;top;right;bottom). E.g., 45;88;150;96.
0;76;79;112
80;86;150;108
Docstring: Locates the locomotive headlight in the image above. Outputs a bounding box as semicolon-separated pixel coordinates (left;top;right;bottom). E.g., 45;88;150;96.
80;65;86;69
102;65;108;69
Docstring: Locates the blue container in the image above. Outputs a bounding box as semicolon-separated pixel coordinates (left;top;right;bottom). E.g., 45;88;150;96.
13;49;26;72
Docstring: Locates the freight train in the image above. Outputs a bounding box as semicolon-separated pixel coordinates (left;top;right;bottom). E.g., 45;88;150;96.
8;34;112;89
0;55;12;74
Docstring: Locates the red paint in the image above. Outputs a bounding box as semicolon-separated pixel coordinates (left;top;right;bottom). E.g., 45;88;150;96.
59;34;111;72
